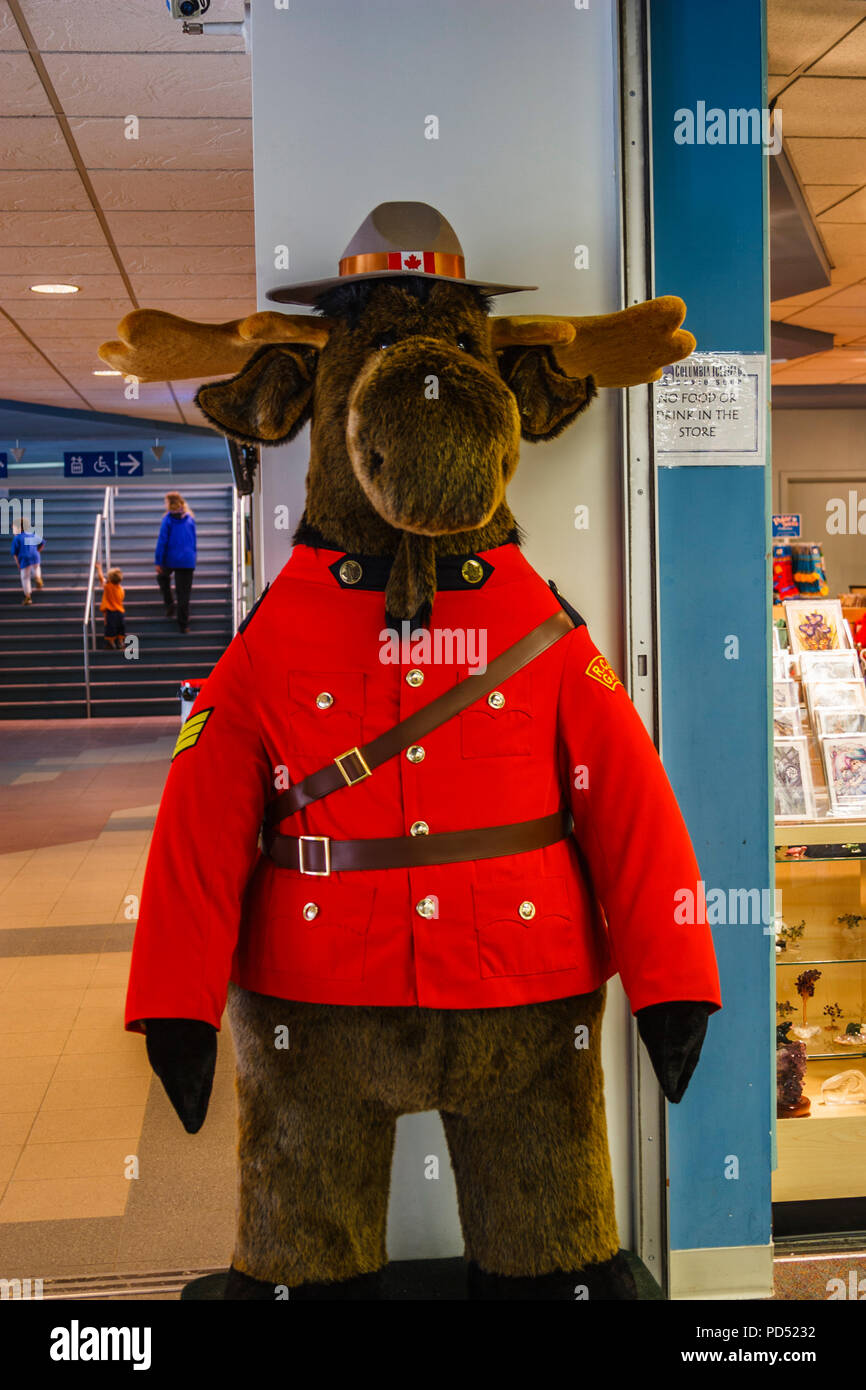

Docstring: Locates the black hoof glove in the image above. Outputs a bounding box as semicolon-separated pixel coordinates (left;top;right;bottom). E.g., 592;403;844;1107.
144;1018;217;1133
635;1001;713;1104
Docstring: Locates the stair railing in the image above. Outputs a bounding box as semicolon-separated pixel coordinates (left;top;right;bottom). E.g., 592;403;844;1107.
231;486;251;633
231;486;239;633
82;486;116;718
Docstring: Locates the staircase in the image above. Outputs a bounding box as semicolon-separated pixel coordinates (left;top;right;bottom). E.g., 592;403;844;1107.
0;485;234;718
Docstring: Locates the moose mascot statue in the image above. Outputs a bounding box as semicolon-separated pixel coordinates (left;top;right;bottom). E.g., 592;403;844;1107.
103;202;721;1301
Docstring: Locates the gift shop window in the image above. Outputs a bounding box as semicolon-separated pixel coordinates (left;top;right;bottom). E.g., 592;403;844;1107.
771;486;866;1237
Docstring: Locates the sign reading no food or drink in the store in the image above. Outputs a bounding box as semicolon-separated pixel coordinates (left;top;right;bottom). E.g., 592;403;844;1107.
653;352;767;466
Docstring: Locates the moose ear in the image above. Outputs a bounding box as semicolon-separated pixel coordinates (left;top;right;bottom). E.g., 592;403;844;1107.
194;344;318;445
497;345;596;442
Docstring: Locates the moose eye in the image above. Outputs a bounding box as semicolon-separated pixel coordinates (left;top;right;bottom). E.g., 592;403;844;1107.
375;331;397;350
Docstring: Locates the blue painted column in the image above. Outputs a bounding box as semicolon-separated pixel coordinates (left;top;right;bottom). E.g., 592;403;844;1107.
649;0;773;1267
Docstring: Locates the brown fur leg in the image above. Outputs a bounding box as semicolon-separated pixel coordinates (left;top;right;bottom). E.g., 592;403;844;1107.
440;989;619;1277
227;985;398;1287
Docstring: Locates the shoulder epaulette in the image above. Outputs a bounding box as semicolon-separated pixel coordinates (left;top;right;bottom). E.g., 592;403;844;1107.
548;580;586;629
238;582;271;634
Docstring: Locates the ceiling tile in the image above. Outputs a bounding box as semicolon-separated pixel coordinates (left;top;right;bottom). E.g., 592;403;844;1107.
130;274;256;303
809;283;866;308
821;225;866;262
0;209;106;245
113;299;255;323
89;169;253;212
9;386;95;409
772;360;866;383
3;51;53;114
19;0;247;53
787;137;866;183
41;53;251;119
804;183;862;216
772;286;841;314
105;209;253;245
0;169;89;211
0;2;25;50
818;184;866;223
25;329;130;348
68;117;252;171
783;306;866;330
8;297;132;321
776;77;866;138
767;0;866;76
121;245;253;275
810;20;866;76
0;244;118;275
0;116;74;168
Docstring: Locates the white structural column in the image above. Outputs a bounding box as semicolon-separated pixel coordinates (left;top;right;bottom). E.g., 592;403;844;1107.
250;0;631;1261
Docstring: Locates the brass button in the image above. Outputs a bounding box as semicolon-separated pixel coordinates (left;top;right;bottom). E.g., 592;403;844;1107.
461;558;484;584
406;745;426;764
416;896;437;919
302;902;319;921
410;820;429;836
339;559;363;585
518;901;536;921
487;691;505;709
406;669;424;687
315;692;334;709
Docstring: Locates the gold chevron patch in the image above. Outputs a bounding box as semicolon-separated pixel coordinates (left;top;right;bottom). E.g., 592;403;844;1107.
172;707;214;760
585;655;621;693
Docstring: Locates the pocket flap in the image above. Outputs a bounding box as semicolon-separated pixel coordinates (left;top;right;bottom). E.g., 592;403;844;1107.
473;875;571;928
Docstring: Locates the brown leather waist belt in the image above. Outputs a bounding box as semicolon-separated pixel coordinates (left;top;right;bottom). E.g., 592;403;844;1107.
264;608;574;826
263;809;572;876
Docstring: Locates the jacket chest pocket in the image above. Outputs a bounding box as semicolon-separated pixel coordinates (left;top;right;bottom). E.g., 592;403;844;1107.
286;670;365;757
266;879;377;981
473;877;579;978
460;671;533;758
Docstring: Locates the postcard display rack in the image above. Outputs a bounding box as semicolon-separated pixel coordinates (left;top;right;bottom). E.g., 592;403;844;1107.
774;599;866;1205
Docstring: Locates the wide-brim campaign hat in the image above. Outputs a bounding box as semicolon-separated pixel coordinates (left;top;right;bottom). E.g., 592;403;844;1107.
266;201;537;305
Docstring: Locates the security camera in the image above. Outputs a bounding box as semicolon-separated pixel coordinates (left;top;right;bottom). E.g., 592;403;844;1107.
167;0;249;49
167;0;211;19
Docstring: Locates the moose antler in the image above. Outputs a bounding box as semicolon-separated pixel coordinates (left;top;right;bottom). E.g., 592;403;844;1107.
98;309;333;383
491;295;694;388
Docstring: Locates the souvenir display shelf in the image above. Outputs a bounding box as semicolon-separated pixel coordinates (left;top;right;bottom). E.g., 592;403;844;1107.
774;822;866;1204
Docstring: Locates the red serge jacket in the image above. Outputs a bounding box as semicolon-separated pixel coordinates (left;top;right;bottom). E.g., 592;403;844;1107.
125;542;721;1030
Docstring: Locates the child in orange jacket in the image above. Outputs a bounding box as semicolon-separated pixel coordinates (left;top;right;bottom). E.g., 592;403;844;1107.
95;562;126;650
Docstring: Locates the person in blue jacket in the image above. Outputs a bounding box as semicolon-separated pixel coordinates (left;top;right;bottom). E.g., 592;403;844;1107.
155;492;196;633
11;523;44;606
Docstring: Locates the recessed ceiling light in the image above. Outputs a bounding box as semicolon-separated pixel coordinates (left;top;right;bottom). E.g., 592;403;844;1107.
93;369;121;376
30;283;80;295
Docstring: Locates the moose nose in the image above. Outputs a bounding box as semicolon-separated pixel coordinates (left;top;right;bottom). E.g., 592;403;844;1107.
345;337;521;536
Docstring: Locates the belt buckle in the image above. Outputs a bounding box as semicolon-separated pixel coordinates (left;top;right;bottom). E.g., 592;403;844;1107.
298;835;331;877
334;746;371;786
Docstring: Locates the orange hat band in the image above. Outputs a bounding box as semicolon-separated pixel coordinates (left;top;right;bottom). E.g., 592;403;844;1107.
339;251;466;279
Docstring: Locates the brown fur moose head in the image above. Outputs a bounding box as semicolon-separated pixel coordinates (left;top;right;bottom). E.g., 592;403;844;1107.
99;201;694;621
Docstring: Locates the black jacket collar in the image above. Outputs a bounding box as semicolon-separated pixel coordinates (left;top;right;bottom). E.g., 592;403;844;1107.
293;523;522;593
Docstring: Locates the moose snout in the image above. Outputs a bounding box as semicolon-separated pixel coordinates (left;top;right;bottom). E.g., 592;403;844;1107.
346;337;521;536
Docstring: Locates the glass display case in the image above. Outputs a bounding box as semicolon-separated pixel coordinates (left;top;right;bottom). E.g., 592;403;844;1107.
774;823;866;1206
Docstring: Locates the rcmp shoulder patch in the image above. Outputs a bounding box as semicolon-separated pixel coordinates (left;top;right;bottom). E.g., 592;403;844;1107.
585;654;621;693
172;707;214;760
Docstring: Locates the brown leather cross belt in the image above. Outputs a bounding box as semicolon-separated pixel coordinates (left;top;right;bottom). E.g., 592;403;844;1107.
264;609;574;826
263;809;572;876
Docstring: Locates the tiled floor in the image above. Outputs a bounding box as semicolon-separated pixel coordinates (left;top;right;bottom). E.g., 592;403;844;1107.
0;719;237;1290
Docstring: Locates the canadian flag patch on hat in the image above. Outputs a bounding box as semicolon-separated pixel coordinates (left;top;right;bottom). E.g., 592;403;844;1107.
388;251;436;273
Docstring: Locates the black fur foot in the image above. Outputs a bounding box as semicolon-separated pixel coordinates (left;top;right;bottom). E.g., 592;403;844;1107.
223;1263;385;1301
467;1251;639;1301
